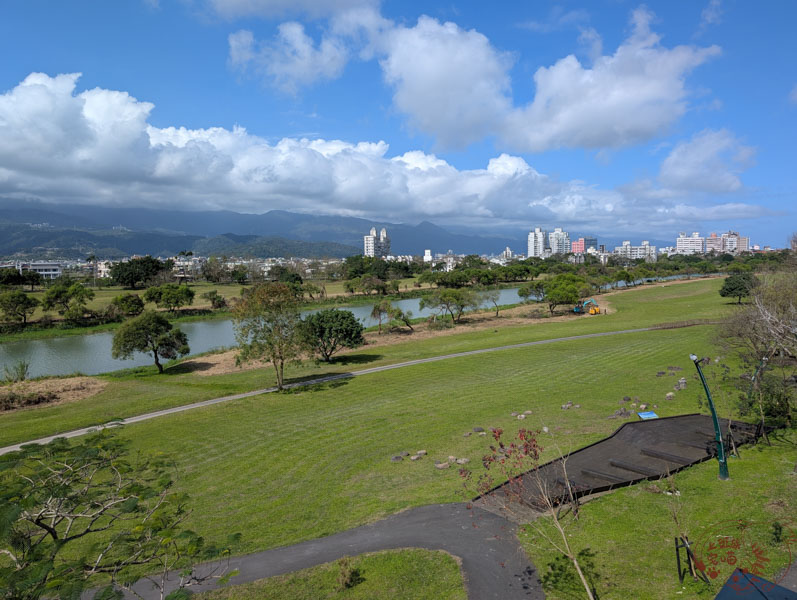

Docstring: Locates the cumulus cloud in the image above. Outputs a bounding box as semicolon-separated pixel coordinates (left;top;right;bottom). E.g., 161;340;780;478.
700;0;723;29
519;7;590;33
378;16;513;148
232;6;720;153
228;23;347;93
658;128;755;193
0;72;768;237
503;8;720;151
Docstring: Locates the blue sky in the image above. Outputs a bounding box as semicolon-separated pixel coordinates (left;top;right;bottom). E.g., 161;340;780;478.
1;1;795;247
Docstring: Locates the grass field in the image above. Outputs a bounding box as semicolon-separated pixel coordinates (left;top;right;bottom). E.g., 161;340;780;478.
2;276;794;598
197;549;466;600
0;278;731;447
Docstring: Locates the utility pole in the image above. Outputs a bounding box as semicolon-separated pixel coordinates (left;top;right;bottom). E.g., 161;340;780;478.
690;354;729;480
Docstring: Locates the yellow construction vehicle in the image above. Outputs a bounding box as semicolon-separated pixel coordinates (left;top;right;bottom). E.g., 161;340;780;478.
573;298;600;315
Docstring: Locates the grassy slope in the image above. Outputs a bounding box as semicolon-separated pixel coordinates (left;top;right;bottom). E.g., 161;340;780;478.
110;325;717;554
520;431;797;599
0;279;729;447
197;549;466;600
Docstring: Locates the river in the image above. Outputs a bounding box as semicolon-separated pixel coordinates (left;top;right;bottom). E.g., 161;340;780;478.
0;287;529;378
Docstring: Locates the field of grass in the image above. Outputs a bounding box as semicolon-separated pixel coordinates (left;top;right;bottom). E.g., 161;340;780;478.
198;549;466;600
520;430;797;599
3;276;794;599
96;326;722;554
0;278;731;447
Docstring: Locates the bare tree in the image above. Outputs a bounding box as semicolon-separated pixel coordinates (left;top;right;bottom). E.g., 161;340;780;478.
462;428;597;599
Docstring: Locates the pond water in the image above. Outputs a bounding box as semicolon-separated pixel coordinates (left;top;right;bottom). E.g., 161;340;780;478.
0;287;528;378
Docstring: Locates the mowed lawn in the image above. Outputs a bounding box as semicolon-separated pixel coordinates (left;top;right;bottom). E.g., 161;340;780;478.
111;325;719;554
0;278;731;447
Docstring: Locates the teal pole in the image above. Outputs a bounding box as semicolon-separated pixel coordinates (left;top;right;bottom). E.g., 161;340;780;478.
690;354;729;480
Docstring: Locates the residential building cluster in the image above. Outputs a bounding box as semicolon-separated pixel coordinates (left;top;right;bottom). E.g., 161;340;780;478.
673;231;750;255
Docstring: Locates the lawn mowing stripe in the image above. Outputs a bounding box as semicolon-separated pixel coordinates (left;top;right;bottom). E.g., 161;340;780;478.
1;326;659;455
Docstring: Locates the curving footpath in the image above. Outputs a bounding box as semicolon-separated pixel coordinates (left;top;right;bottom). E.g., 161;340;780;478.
1;327;656;456
122;503;544;600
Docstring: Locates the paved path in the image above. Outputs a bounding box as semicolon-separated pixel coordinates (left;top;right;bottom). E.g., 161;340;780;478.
121;503;544;600
1;327;659;455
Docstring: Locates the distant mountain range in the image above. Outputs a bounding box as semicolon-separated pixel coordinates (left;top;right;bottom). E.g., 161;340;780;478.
0;198;672;259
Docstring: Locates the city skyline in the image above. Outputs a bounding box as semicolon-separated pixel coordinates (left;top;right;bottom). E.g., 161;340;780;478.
1;1;795;246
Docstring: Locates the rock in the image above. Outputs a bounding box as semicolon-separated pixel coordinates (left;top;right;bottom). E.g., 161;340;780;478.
390;456;403;462
448;455;456;462
478;431;487;436
639;404;648;410
542;426;549;433
574;404;581;409
410;455;421;461
657;371;666;377
517;414;526;420
561;401;573;410
416;450;427;455
665;392;675;400
400;451;410;457
463;432;472;437
674;385;681;391
435;462;450;470
472;427;484;432
456;458;470;465
510;412;519;416
524;410;533;415
653;404;658;409
622;396;631;402
633;396;639;402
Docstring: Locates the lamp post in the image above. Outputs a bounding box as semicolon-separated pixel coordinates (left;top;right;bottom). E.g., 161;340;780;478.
690;354;729;480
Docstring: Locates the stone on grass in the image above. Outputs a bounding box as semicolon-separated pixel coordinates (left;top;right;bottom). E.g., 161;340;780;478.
653;404;658;409
448;455;456;462
524;410;533;415
390;456;403;462
478;431;487;436
622;396;631;402
517;414;526;420
473;426;484;432
639;404;648;410
542;426;549;433
511;412;519;416
456;458;470;465
410;455;421;461
657;371;666;377
561;401;573;410
400;451;410;457
463;432;472;437
435;462;450;470
665;392;675;400
416;450;427;455
574;404;581;409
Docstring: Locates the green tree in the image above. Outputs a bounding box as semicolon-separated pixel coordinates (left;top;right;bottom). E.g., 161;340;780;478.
419;288;478;323
202;290;228;310
143;283;195;312
41;283;95;321
370;299;392;333
112;311;189;374
301;309;365;362
518;281;545;302
110;256;171;289
544;274;582;314
110;293;145;317
202;256;229;283
0;291;39;325
21;270;42;291
0;268;24;287
233;283;302;390
0;432;238;600
719;272;758;304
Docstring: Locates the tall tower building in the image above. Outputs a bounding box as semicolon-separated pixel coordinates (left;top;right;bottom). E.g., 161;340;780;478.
527;227;548;258
548;228;571;254
363;227;391;258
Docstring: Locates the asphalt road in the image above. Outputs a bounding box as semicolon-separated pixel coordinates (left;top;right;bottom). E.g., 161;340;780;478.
0;326;656;455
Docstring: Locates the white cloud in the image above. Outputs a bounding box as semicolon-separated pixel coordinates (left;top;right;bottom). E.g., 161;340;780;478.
378;16;513;148
228;23;347;94
503;7;720;151
700;0;723;29
0;72;769;237
519;8;589;33
658;129;755;193
228;7;719;153
790;83;797;104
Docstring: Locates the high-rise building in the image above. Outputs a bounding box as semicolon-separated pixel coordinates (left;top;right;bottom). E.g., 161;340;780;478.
583;236;598;251
548;227;571;254
571;238;586;254
363;227;391;258
676;232;705;255
721;231;749;253
705;233;723;254
613;240;657;262
527;227;548;258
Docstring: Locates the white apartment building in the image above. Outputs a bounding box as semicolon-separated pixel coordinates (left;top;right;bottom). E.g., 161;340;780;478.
423;249;432;263
0;261;63;280
613;240;657;262
527;227;548;258
363;227;391;258
676;232;705;255
548;228;571;255
721;231;750;253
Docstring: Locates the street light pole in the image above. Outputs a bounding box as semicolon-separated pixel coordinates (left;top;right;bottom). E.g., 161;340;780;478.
690;354;729;480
